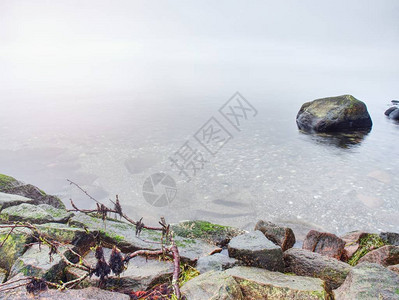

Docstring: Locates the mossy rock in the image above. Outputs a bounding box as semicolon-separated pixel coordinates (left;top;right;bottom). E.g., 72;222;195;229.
172;220;245;246
69;214;221;262
0;203;73;224
0;173;65;209
0;174;19;190
0;227;33;271
296;95;372;133
0;192;34;211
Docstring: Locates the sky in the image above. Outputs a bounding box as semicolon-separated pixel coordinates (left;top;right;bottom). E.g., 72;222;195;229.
1;0;398;104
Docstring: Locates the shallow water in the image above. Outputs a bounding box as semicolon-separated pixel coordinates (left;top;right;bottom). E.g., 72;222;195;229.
0;92;398;237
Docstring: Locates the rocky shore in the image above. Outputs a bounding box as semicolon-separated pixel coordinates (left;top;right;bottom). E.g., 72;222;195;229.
1;174;399;299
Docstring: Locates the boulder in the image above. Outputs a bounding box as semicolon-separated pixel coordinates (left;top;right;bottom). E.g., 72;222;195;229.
254;220;295;251
340;231;370;262
9;244;68;281
333;263;399;299
171;220;244;247
0;203;73;224
0;192;34;210
296;95;372;132
380;232;399;246
228;231;283;271
181;270;244;300
225;266;330;299
357;245;399;266
196;253;239;274
303;230;345;259
284;248;351;289
0;174;64;209
70;213;221;262
66;248;174;291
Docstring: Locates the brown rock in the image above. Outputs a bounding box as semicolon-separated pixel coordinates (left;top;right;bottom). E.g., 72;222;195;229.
340;231;370;262
303;230;345;260
254;220;296;251
358;245;399;266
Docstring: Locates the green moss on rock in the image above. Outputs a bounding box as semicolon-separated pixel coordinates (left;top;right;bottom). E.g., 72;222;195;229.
348;234;387;266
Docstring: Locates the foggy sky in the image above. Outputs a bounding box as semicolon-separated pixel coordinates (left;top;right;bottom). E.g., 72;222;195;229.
1;0;399;102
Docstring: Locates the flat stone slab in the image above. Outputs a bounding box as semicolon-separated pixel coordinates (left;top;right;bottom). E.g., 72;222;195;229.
225;266;330;299
0;203;73;224
196;253;239;274
67;247;174;291
0;192;34;210
228;230;283;271
70;213;221;262
334;262;399;299
284;248;351;289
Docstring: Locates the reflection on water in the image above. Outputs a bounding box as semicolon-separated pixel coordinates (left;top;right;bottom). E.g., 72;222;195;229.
300;130;371;149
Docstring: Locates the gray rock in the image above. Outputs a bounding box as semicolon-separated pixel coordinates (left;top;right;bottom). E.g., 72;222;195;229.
9;244;68;281
333;262;399;299
70;213;221;262
67;248;174;291
296;94;372;132
0;174;64;209
196;253;239;273
181;270;244;300
284;248;351;289
0;192;34;210
254;220;296;251
357;245;399;266
380;232;399;246
228;230;283;271
225;266;330;299
0;203;73;224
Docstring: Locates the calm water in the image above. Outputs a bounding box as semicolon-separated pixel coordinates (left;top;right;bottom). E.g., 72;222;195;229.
0;90;398;239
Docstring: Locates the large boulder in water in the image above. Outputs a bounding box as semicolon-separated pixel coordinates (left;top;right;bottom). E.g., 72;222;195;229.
296;95;372;132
